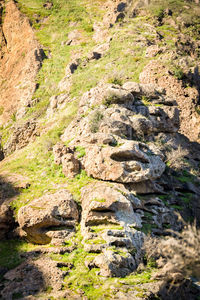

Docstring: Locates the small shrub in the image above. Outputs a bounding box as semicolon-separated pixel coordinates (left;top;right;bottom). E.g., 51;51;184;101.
173;67;184;80
107;77;123;86
144;222;200;282
90;110;104;133
165;145;189;170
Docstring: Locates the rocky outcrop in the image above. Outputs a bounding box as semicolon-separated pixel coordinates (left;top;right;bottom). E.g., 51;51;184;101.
1;256;68;300
83;140;165;183
18;190;79;245
61;82;178;185
0;0;45;124
140;61;200;142
53;143;80;178
80;181;178;276
81;182;145;276
3;119;40;155
55;80;192;276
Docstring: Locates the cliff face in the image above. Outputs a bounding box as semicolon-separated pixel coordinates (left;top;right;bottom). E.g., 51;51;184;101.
0;0;44;125
0;1;200;299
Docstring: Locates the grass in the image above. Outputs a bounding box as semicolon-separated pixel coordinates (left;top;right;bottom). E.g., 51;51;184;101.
49;228;156;299
75;146;86;158
0;239;37;270
67;170;95;202
90;224;124;233
92;198;106;203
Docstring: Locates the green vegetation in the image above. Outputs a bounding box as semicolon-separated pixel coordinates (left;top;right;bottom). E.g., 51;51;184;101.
90;224;124;233
92;198;106;203
0;239;37;270
0;106;4;115
75;146;86;158
173;66;184;80
49;229;156;299
67;170;95;202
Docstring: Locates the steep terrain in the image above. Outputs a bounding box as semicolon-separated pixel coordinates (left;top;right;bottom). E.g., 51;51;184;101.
0;0;200;299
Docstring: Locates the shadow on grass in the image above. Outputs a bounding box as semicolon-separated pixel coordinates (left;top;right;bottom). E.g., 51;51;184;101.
0;176;45;299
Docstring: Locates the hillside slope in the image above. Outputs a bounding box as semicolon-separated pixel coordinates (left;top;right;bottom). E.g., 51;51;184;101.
0;0;200;299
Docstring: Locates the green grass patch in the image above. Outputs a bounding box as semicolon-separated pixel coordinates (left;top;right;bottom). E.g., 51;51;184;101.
67;170;95;202
0;239;37;270
75;146;86;158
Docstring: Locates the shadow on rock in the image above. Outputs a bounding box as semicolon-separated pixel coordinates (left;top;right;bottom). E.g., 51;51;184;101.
0;175;21;239
157;279;200;300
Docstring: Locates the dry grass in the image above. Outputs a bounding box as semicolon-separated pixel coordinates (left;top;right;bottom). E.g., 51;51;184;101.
166;145;189;169
144;222;200;283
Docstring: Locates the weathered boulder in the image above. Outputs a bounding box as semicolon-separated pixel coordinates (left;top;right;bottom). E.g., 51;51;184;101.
81;182;142;229
148;105;179;133
46;93;69;117
81;182;145;276
4;119;39;156
122;82;165;99
53;142;71;165
92;250;136;277
78;83;134;115
83;140;165;183
18;190;79;244
61;153;80;178
53;143;79;178
61;82;179;148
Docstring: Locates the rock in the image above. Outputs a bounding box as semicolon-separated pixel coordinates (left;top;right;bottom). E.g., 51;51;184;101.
92;250;136;277
130;115;153;135
88;42;110;60
148;105;180;133
0;1;45;125
81;182;142;229
127;180;164;194
81;182;145;276
66;29;84;46
92;22;110;43
0;256;66;299
18;190;79;244
61;153;80;178
53;143;80;178
61;81;179;147
53;142;72;165
46;93;69;116
83;140;165;183
43;1;53;9
78;83;134;114
122;82;165;99
145;45;162;57
0;203;15;239
139;61;200;141
4;119;39;156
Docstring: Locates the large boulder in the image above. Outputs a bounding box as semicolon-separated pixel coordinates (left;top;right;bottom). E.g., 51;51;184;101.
81;182;142;229
18;190;79;245
61;82;180;147
81;182;145;276
83;140;165;183
4;119;39;156
53;143;80;178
